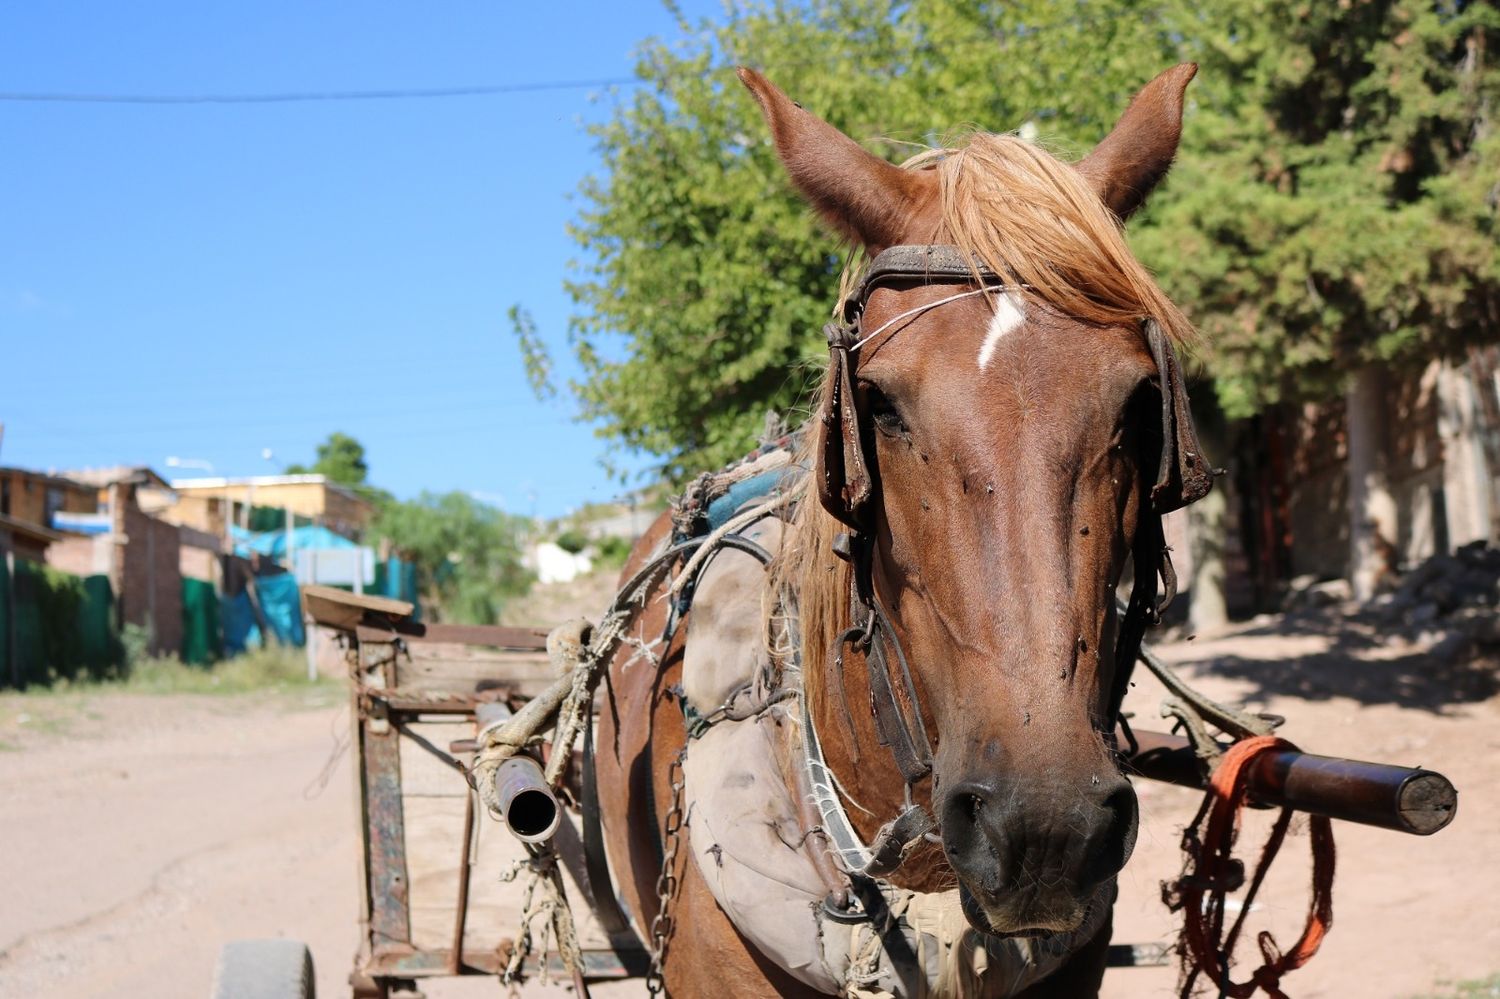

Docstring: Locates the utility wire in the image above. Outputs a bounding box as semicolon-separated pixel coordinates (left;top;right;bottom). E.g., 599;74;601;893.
0;76;640;104
0;9;1160;106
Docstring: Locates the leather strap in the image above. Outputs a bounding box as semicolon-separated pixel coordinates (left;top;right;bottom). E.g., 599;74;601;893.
1144;317;1214;512
844;245;1004;321
864;804;937;877
865;600;934;785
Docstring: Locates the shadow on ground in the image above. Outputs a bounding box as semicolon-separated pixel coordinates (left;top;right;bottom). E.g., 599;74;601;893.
1172;611;1500;712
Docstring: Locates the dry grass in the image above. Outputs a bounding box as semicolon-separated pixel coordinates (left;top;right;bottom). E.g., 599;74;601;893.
10;645;331;698
1415;976;1500;999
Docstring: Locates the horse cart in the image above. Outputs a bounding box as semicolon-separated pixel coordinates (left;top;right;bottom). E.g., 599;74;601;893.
205;571;1457;999
210;585;647;999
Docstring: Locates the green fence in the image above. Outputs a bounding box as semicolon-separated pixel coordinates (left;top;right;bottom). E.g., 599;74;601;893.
0;560;121;688
181;577;222;665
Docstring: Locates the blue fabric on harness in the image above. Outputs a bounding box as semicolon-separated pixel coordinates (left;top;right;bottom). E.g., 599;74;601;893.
704;468;788;533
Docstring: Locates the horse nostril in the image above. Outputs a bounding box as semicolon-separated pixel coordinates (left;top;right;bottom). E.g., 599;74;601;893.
1089;783;1139;881
940;783;998;862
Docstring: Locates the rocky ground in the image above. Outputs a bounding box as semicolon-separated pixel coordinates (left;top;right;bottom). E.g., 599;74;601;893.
2;571;1496;998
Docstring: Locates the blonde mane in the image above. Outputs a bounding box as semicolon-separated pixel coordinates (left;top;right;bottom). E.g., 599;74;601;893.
773;130;1195;689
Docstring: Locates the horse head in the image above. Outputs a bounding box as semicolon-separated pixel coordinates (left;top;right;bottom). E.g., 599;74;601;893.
743;65;1212;938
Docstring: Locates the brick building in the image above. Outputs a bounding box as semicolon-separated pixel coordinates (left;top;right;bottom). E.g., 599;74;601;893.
0;467;97;528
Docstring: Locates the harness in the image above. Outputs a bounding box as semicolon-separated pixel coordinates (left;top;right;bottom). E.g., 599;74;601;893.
808;244;1214;870
562;243;1220;992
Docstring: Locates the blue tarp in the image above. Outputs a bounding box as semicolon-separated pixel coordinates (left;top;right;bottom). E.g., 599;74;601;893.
221;591;260;655
374;556;419;609
221;574;305;651
231;524;357;560
255;574;305;646
52;511;111;535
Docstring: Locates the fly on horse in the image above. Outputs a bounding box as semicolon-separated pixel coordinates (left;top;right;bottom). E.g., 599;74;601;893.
595;63;1213;997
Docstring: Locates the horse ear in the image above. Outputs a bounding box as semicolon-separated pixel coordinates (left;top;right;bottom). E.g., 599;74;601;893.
738;67;933;251
1077;63;1197;222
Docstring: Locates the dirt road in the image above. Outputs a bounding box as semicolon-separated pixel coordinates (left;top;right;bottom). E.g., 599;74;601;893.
2;612;1495;998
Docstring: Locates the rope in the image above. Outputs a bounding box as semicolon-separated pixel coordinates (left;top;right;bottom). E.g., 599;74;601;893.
1168;736;1336;999
470;535;703;990
498;847;585;987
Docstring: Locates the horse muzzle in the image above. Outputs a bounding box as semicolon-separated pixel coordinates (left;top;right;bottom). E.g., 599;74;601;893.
939;771;1138;936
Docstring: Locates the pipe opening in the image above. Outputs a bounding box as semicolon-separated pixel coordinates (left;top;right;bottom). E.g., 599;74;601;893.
507;788;560;841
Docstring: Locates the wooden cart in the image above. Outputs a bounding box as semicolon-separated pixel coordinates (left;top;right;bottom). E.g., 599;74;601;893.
206;585;1454;998
303;585;646;998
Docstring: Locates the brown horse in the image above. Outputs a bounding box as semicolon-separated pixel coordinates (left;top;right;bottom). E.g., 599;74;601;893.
596;64;1211;997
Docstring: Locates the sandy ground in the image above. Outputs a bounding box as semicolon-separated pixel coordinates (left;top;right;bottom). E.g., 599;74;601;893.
2;610;1495;998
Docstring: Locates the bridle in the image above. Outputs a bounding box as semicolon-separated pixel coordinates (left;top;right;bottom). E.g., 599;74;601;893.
809;244;1214;876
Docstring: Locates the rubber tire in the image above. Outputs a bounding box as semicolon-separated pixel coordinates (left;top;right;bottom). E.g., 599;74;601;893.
209;939;315;999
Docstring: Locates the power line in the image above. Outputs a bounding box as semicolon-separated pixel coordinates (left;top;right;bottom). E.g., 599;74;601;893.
0;8;1164;107
0;76;639;105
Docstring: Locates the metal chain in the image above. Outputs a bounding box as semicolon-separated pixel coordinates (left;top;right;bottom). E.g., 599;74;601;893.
645;749;688;996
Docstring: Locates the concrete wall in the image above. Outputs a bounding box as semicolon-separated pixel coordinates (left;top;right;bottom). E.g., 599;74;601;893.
1284;401;1349;581
167;479;372;539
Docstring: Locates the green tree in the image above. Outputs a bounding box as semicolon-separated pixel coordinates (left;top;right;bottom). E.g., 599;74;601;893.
527;0;1497;598
1131;1;1499;594
523;0;1192;480
370;492;534;624
288;431;370;486
1135;0;1498;415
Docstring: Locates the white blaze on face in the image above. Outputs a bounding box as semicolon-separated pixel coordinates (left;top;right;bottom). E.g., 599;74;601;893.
977;291;1026;370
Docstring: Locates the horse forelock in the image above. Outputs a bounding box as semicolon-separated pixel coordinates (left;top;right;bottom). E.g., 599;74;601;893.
829;132;1197;349
935;132;1195;347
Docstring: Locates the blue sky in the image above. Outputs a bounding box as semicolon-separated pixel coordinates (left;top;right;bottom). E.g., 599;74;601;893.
1;2;719;517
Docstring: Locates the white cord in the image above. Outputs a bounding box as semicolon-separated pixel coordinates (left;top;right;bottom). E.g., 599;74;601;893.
851;286;1012;351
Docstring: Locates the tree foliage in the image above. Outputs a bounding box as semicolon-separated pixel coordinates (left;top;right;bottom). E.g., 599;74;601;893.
1134;0;1500;416
369;491;534;625
528;0;1498;474
554;0;1193;479
286;432;534;624
287;431;370;486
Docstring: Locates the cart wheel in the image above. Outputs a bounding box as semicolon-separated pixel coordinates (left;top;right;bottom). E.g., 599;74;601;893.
210;939;315;999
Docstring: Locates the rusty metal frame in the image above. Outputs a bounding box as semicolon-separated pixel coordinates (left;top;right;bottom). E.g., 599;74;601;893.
319;590;646;994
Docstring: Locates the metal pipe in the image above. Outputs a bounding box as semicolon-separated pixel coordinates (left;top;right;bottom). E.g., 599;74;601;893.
493;755;562;843
1122;727;1458;836
476;702;564;843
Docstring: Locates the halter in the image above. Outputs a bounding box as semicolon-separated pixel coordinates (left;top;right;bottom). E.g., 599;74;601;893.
809;243;1197;878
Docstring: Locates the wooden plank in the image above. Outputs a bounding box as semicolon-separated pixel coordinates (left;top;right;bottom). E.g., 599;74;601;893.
395;644;556;695
304;584;414;631
363;722;412;948
416;623;549;650
404;643;553;668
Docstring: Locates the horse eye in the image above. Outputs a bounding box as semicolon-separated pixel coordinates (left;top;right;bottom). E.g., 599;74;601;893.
862;383;908;435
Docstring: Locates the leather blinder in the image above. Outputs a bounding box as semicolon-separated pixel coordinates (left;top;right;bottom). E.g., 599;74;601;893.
1144;318;1214;514
816;344;873;527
